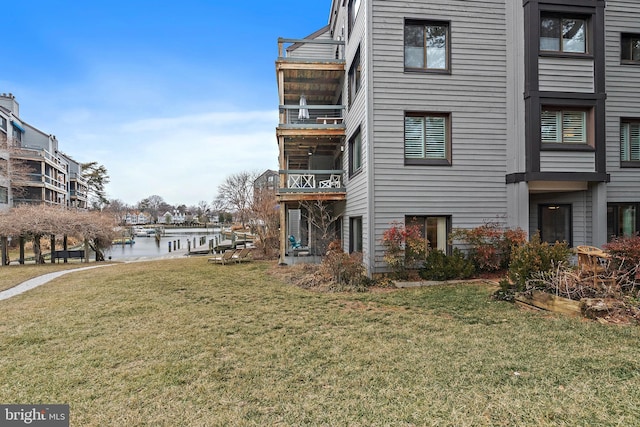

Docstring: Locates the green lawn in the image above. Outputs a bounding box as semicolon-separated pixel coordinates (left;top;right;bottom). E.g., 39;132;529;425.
0;258;639;426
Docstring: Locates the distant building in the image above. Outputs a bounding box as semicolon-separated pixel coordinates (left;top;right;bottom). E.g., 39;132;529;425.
159;210;187;225
0;93;85;209
123;211;151;225
254;169;279;194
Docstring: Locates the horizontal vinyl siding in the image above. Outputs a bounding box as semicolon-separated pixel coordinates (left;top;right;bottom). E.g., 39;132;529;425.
605;1;640;202
371;0;507;272
539;151;596;172
538;57;594;93
287;30;335;60
343;0;370;265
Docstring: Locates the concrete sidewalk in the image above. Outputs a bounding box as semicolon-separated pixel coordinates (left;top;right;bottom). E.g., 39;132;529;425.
0;264;114;301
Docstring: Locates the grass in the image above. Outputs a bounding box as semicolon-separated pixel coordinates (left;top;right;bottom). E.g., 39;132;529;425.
0;262;99;292
0;258;639;426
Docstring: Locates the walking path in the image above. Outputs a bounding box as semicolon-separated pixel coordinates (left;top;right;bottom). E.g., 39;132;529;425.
0;264;115;302
0;251;195;302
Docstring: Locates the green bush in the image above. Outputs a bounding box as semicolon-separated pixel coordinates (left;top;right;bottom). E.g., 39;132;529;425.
507;234;572;292
419;248;475;281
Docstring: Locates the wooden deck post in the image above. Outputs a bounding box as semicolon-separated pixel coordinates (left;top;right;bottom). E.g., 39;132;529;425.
279;204;287;265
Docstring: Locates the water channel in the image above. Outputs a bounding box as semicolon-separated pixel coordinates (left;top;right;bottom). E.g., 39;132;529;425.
105;227;222;261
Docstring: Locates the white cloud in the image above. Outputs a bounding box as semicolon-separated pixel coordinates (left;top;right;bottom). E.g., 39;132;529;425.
80;109;280;206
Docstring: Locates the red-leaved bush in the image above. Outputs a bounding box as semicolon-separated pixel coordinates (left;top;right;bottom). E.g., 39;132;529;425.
451;222;527;272
603;235;640;276
381;222;425;279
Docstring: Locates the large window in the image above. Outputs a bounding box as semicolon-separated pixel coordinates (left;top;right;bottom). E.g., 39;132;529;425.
405;113;450;165
621;33;640;63
539;204;572;246
348;0;361;36
541;108;590;146
540;14;587;54
349;128;362;175
406;216;449;253
348;47;361;107
607;203;639;241
621;120;640;165
349;216;363;253
404;20;449;71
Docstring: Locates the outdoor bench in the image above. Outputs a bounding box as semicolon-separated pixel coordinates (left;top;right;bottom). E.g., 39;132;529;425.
53;250;85;262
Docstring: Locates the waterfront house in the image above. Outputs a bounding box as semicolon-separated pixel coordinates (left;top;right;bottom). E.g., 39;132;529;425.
276;0;640;275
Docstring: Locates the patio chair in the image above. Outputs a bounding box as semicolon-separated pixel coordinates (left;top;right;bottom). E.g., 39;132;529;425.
289;235;302;249
576;245;612;288
208;250;236;265
318;174;341;188
231;248;252;263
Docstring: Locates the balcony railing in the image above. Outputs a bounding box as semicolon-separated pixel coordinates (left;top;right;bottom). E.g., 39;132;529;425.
279;105;345;127
69;172;89;185
15;147;68;171
22;173;66;190
278;37;345;61
70;190;88;198
279;170;345;192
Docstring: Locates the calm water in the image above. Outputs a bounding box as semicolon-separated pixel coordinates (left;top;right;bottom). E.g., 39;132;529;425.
105;227;222;261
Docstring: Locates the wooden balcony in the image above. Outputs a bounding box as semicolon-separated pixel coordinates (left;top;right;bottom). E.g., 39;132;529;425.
277;169;346;202
276;37;345;111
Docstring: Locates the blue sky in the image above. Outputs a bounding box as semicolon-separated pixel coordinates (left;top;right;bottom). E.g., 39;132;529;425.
2;0;331;207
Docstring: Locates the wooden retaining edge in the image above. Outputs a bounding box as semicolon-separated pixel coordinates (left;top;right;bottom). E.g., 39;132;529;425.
514;290;582;317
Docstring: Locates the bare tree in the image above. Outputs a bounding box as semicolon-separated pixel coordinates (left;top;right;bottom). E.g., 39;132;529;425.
0;205;117;264
15;205;61;263
250;188;280;257
196;200;210;224
215;171;258;227
103;198;130;225
0;133;36;202
139;194;170;223
300;200;341;255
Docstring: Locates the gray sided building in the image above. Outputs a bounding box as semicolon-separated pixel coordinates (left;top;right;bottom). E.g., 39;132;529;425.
276;0;640;275
0;93;87;209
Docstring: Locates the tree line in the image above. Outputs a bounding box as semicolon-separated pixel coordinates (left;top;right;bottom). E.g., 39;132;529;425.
0;204;117;264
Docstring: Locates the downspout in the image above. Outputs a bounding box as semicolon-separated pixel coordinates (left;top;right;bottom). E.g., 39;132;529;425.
365;0;376;276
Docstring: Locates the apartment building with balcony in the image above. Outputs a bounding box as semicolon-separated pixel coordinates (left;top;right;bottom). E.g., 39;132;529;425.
59;152;89;210
0;93;84;209
278;0;639;274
